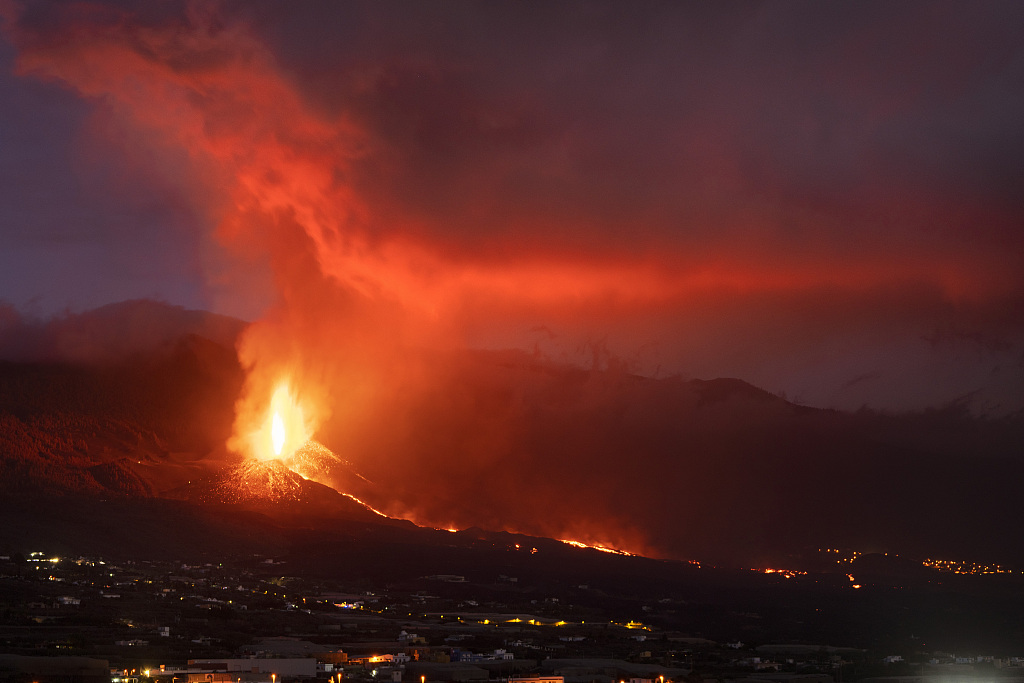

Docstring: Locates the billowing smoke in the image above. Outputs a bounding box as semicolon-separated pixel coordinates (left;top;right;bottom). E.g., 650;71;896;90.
4;1;1024;558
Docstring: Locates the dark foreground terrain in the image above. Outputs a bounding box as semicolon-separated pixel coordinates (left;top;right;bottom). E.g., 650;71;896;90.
2;527;1024;683
2;492;1024;660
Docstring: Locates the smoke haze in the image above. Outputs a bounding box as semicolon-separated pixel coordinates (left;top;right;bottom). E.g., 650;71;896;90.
2;1;1024;556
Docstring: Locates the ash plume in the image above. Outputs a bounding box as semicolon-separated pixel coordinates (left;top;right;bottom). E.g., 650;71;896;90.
3;1;1024;561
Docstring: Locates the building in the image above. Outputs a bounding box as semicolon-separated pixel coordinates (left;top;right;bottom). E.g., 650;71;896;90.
186;659;317;679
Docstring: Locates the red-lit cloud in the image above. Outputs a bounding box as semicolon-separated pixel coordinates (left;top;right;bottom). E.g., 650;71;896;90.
2;1;1023;554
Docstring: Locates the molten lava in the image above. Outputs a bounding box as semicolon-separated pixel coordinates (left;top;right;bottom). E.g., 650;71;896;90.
248;383;311;462
220;379;381;506
216;459;305;503
560;539;635;556
271;412;285;455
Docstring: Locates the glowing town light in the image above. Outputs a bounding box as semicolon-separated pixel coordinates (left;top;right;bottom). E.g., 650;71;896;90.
271;412;285;455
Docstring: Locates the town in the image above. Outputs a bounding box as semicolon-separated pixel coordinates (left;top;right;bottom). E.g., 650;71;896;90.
3;550;1024;683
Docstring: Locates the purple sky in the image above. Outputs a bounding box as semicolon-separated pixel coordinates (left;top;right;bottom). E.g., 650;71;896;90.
1;0;1023;413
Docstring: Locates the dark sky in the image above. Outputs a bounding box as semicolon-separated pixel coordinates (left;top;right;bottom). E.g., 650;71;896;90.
1;0;1023;413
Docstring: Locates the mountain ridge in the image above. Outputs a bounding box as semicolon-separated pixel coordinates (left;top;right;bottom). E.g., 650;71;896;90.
1;301;1022;568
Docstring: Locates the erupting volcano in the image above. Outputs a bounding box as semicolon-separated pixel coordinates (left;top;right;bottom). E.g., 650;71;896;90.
215;458;305;504
271;411;285;456
1;1;1023;569
217;380;377;509
247;384;311;463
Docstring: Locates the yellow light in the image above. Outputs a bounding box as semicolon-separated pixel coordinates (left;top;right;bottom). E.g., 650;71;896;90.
271;412;285;456
250;383;311;461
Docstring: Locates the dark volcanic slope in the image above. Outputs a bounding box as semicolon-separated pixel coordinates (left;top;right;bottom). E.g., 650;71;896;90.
0;332;242;498
329;349;1024;566
2;303;1023;567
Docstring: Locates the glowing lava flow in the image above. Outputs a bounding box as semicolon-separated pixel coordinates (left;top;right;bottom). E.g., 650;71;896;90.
288;439;361;482
560;539;634;556
755;567;807;579
215;459;305;503
341;492;389;518
217;437;374;506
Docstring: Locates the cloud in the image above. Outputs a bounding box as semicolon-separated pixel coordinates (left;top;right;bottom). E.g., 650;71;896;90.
3;0;1022;406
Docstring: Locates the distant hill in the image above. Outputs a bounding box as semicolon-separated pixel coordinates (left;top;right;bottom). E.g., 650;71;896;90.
324;347;1024;566
0;299;245;363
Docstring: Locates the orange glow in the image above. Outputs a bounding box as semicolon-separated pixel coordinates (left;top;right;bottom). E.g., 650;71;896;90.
216;459;304;503
756;567;806;579
271;412;285;456
241;383;312;462
10;3;1021;563
560;539;635;556
7;1;1013;338
341;493;389;518
286;439;348;482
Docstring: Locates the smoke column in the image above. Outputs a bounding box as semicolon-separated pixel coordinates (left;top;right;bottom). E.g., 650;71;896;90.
5;1;1024;557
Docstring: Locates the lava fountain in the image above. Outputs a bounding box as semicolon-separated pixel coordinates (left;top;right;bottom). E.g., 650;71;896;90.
253;383;311;462
222;376;373;506
271;411;286;455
